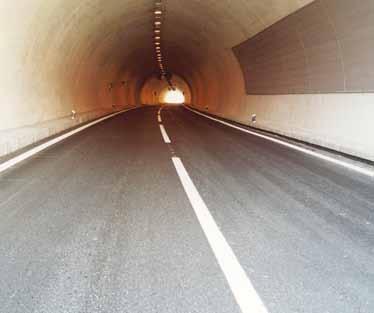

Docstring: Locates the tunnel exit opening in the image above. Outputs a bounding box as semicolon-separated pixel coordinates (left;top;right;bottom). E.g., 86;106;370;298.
140;74;191;106
160;88;185;104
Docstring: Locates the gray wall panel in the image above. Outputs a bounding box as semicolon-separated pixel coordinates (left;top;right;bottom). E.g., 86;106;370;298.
233;0;374;94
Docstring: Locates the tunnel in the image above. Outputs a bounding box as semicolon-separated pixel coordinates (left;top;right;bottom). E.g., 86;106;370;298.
0;1;374;312
2;0;373;160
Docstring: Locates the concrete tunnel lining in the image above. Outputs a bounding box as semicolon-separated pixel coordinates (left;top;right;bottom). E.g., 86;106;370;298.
0;0;373;161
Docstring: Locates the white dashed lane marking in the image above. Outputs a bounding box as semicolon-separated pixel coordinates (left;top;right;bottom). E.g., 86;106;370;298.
172;156;269;313
159;124;171;144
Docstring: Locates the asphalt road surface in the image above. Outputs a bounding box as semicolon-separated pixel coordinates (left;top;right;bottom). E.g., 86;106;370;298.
0;105;373;313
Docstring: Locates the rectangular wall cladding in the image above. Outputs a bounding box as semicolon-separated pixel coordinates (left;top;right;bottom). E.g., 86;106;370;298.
233;0;374;94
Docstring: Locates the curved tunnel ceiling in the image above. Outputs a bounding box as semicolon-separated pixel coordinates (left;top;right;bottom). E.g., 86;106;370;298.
1;0;313;129
64;0;314;84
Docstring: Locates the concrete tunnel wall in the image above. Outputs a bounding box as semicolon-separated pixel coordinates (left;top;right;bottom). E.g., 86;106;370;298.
0;0;373;161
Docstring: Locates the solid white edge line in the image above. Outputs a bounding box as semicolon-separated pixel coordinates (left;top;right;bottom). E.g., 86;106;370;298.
0;106;139;174
184;106;374;178
159;124;171;143
158;115;162;123
172;157;268;313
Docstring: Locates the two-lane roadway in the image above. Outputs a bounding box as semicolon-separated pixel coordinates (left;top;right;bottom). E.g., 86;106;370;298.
0;105;373;313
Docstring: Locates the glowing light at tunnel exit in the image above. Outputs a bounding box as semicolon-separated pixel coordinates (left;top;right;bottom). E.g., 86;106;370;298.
162;89;185;104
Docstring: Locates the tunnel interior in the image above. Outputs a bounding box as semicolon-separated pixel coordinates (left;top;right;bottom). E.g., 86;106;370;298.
0;0;374;161
1;2;374;312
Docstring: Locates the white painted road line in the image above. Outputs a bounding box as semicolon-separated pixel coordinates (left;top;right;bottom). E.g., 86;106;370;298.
158;115;162;123
185;106;374;178
0;107;139;174
172;156;268;313
159;124;171;143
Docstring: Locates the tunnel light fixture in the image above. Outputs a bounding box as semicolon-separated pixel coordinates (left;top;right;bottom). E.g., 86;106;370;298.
153;0;172;85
